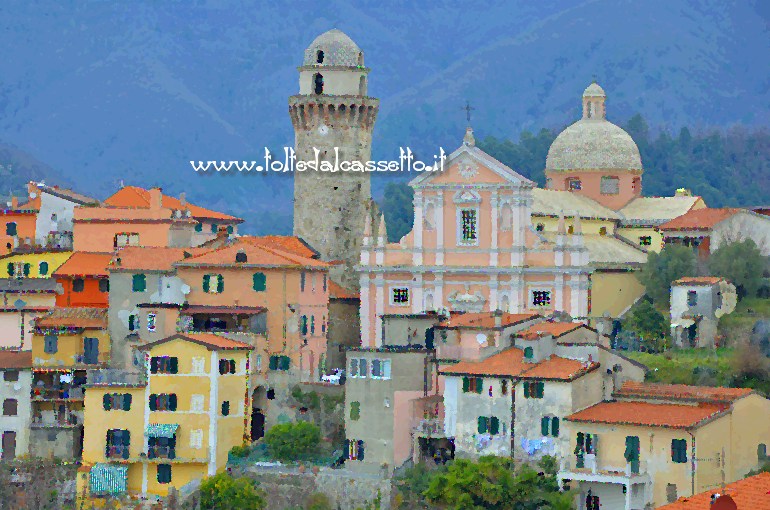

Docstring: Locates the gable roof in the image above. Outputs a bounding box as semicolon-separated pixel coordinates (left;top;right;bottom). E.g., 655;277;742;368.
565;401;729;429
659;208;743;231
409;136;535;188
138;332;254;351
329;281;358;300
52;252;113;278
614;381;753;404
436;312;540;330
517;321;592;340
657;472;770;510
239;235;319;259
441;347;598;381
35;307;108;329
540;232;647;266
104;186;242;223
173;239;328;269
0;350;33;369
109;247;210;272
36;183;99;206
619;196;703;226
673;276;725;286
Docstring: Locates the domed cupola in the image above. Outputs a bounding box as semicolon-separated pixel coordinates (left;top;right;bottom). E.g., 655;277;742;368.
545;82;643;210
297;29;368;96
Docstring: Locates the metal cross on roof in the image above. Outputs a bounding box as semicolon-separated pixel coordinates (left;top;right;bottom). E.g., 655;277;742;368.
461;100;475;125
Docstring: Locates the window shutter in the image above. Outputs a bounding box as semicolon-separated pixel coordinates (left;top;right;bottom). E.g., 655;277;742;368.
123;430;131;458
490;417;500;435
169;394;178;411
552;417;560;437
476;378;483;394
6;263;12;277
149;394;157;411
462;376;470;392
202;275;210;293
229;360;236;374
478;416;487;434
123;393;132;411
133;274;146;292
280;356;290;371
216;274;224;293
269;356;277;370
39;261;48;275
537;382;545;398
524;383;530;398
541;417;550;436
150;357;158;374
253;272;266;291
23;263;30;276
170;357;178;374
357;440;365;461
103;394;112;411
106;430;113;457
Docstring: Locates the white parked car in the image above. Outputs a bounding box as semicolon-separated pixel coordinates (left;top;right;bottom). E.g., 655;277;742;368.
322;369;345;385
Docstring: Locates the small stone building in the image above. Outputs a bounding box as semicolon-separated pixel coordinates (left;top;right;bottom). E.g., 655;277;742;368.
670;277;736;348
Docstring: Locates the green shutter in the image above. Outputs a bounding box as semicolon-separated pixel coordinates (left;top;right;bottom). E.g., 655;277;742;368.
6;263;13;277
478;416;487;434
476;377;484;394
280;356;290;371
132;274;146;292
490;417;500;435
23;263;30;276
216;274;224;293
541;417;550;436
551;417;560;437
123;394;132;411
462;376;470;393
537;382;545;398
39;261;48;275
169;394;177;411
252;272;266;291
169;357;178;374
227;225;234;234
202;275;210;293
211;223;218;233
149;394;157;411
524;383;530;398
195;222;203;232
269;356;278;370
524;346;533;359
103;394;112;411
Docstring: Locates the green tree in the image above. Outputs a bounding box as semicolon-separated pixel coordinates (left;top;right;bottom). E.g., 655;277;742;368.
380;181;414;242
625;300;669;352
637;244;697;305
264;421;321;462
199;472;266;510
709;239;766;299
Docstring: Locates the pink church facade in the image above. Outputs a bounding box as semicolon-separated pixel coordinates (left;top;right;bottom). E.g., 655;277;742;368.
359;130;592;347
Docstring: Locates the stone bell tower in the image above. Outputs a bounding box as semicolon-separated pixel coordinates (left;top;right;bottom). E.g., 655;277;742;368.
290;29;379;290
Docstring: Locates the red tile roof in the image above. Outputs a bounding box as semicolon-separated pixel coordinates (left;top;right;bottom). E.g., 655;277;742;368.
659;208;742;231
35;307;108;329
174;239;328;269
138;332;254;351
517;321;589;340
657;472;770;509
104;186;242;222
437;312;540;330
614;381;753;404
329;281;357;300
673;276;725;286
441;348;598;381
566;401;729;429
52;252;113;278
109;247;210;272
0;350;33;369
240;236;319;259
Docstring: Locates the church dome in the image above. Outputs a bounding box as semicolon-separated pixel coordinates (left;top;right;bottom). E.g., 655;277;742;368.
545;83;642;172
304;29;363;67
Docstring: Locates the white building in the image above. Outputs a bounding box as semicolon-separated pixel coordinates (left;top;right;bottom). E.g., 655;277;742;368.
0;351;33;460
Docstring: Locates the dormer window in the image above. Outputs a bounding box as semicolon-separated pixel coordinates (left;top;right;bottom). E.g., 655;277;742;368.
316;50;324;64
313;73;324;94
235;251;247;263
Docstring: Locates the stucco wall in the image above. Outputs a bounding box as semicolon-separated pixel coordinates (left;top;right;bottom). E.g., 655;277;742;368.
590;270;645;319
0;368;32;458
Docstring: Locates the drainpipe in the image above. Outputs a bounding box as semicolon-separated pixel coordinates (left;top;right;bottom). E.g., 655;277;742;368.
511;378;517;457
687;429;696;495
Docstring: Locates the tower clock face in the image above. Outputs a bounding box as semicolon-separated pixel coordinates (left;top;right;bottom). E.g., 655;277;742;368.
318;124;329;136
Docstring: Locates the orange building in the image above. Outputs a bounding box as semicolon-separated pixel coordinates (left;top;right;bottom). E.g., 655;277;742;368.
103;186;243;246
53;252;113;308
1;197;37;255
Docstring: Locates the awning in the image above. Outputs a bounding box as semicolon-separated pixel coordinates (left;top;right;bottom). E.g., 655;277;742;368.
672;318;696;328
89;463;128;495
145;423;179;438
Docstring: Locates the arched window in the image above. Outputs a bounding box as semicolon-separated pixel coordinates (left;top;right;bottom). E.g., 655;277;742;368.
587;101;594;118
235;251;247;263
313;73;324;94
524;346;534;359
39;261;49;275
500;206;512;231
358;75;366;96
316;50;324;64
500;294;510;312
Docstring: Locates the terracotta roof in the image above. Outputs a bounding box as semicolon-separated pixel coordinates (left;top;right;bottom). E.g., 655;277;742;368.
240;236;319;259
614;381;753;404
673;276;725;286
329;281;357;300
104;186;242;222
36;184;98;205
657;472;770;509
138;332;254;351
441;348;598;381
109;247;209;272
565;401;729;429
52;252;113;278
659;208;742;231
35;307;108;329
0;350;33;369
517;321;589;340
437;312;540;330
174;240;329;269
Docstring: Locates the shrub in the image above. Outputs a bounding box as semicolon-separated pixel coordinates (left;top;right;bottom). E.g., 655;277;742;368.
305;492;333;510
264;421;321;462
199;471;266;510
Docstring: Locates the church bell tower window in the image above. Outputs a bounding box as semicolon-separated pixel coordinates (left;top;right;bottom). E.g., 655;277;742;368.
313;73;324;94
316;50;324;64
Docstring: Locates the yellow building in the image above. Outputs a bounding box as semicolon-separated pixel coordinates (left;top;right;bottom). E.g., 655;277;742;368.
0;250;73;278
557;382;770;509
79;332;252;498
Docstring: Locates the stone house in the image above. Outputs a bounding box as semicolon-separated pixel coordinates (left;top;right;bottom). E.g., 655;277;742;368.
670;276;737;348
0;350;33;460
558;383;770;509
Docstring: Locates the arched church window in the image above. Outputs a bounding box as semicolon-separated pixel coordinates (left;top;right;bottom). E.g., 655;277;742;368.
423;203;435;230
500;295;510;312
313;73;324;94
425;293;434;311
587;101;593;118
358;75;366;96
316;50;324;64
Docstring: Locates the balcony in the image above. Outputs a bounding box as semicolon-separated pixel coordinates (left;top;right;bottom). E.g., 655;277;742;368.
32;386;84;401
31;411;80;428
86;369;146;387
413;418;446;438
147;445;176;460
558;455;651;484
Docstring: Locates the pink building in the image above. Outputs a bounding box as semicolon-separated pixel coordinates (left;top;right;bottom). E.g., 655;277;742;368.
359;130;591;347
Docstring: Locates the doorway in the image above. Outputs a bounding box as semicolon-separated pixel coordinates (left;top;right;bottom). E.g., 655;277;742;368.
251;386;268;441
2;431;16;460
83;337;99;364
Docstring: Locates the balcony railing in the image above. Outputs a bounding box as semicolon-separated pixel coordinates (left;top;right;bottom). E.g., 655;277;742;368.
106;445;131;460
31;413;80;427
560;456;649;478
87;369;146;386
413;418;445;437
32;387;84;400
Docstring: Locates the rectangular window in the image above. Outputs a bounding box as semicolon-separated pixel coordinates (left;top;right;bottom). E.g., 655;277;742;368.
115;233;140;248
347;439;365;461
523;381;545;399
371;359;391;379
391;287;409;306
190;394;204;413
147;312;157;332
221;401;230;416
687;290;698;306
5;222;17;236
600;176;620;195
202;274;224;293
132;274;146;292
44;335;58;354
532;290;552;307
191;357;205;374
105;429;130;460
269;355;291;371
149;393;177;412
349;358;368;378
98;279;110;293
567;178;582;191
3;399;18;416
461;376;484;393
460;208;478;244
218;359;236;375
102;393;132;411
157;464;172;484
639;236;652;246
150;357;178;374
72;278;85;292
3;370;19;382
671;439;688;463
323;274;327;292
477;416;500;435
300;272;306;292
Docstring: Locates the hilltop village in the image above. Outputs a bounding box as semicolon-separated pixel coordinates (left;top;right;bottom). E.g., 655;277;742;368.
1;29;769;510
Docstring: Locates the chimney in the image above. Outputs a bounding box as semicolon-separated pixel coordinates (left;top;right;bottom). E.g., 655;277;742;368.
149;187;163;209
27;182;37;197
179;192;186;207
